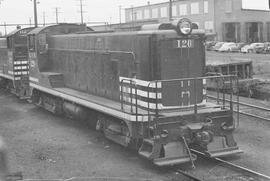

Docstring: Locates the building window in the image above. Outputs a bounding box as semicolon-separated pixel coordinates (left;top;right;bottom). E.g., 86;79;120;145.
205;21;214;31
191;2;199;14
172;5;177;16
152;8;158;18
128;11;133;21
179;4;187;15
135;10;142;20
204;1;208;13
160;7;168;17
144;9;150;19
225;0;232;13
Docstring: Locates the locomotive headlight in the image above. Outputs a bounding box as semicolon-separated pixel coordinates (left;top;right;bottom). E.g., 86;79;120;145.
177;18;192;35
161;129;169;138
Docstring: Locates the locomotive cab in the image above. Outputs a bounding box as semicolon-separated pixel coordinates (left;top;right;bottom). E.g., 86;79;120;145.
0;27;34;98
27;24;91;86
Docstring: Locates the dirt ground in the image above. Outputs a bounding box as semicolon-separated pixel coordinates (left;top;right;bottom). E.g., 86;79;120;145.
0;89;188;181
0;86;270;180
232;113;270;175
206;51;270;176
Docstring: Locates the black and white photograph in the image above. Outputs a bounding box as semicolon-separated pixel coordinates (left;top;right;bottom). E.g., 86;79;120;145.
0;0;270;180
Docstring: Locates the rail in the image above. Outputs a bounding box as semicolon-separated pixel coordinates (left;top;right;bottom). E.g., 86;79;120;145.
173;147;270;181
191;149;270;181
207;94;270;122
174;169;203;181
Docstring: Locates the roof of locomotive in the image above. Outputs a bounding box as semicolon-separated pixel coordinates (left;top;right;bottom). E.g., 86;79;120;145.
49;20;205;38
50;28;205;39
27;24;93;35
6;27;34;37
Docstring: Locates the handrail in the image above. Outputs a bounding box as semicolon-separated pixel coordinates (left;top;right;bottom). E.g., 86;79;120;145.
147;82;151;138
148;75;236;83
194;78;198;116
120;74;239;138
222;76;226;109
119;78;137;114
120;78;139;143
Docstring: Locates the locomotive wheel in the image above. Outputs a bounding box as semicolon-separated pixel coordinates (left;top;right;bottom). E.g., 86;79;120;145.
31;90;41;105
37;96;43;106
247;88;254;98
0;78;7;89
96;117;137;149
95;119;103;132
128;137;143;150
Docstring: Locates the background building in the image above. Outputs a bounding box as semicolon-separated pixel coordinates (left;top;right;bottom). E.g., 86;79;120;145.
125;0;270;43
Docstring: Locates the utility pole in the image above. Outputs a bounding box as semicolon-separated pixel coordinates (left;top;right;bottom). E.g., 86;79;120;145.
29;17;32;27
119;5;122;24
80;0;83;24
131;6;134;28
33;0;38;27
4;22;6;36
0;0;3;36
54;7;60;24
42;11;46;26
77;0;86;24
169;0;172;21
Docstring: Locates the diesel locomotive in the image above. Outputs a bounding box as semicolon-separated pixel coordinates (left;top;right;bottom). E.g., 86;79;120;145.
0;19;242;166
0;27;34;98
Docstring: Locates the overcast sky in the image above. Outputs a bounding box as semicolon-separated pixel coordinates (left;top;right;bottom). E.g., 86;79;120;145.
0;0;269;34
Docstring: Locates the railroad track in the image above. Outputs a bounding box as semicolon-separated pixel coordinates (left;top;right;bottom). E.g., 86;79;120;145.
192;149;270;181
174;169;203;181
207;94;270;122
174;149;270;181
1;89;269;181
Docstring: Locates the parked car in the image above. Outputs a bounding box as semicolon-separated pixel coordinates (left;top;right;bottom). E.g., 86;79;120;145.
218;42;237;52
240;43;264;53
205;41;217;51
255;42;270;54
263;42;270;53
230;42;247;52
212;42;225;51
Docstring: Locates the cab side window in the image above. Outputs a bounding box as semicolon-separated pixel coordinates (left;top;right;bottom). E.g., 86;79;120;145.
7;37;13;50
38;34;48;54
28;35;36;51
